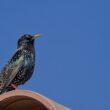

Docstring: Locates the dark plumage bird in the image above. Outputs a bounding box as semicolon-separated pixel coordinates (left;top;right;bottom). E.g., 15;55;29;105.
0;34;41;94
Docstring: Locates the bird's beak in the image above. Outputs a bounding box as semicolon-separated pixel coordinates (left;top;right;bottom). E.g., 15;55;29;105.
32;34;42;40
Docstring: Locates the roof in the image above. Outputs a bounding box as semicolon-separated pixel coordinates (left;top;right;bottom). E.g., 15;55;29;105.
0;90;71;110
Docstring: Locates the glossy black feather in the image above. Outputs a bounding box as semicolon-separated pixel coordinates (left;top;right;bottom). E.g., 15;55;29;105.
0;34;36;94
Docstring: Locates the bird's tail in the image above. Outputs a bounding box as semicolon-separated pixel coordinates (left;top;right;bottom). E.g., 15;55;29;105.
0;75;14;94
0;74;11;94
0;75;5;94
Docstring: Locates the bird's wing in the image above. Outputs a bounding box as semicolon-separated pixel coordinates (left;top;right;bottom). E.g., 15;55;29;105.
0;48;24;93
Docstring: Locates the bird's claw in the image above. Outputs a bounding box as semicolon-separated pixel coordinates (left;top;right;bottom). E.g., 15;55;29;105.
11;83;17;89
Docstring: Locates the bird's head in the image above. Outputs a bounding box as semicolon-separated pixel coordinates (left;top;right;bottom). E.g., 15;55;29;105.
17;34;41;48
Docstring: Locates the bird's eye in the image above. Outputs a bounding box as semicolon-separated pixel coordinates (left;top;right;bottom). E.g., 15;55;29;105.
26;37;31;40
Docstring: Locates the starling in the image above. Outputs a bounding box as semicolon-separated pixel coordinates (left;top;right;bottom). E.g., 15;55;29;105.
0;34;41;94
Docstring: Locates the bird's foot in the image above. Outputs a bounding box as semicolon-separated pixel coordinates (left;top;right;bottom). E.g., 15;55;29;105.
11;83;17;90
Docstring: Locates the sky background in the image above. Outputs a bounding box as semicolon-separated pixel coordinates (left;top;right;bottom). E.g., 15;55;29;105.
0;0;109;110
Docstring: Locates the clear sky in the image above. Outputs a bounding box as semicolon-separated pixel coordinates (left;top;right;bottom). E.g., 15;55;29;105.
0;0;109;110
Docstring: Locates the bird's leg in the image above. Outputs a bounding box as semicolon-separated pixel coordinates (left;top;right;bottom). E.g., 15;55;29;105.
11;83;17;89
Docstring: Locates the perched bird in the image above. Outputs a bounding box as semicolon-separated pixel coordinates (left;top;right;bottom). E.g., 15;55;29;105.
0;34;41;94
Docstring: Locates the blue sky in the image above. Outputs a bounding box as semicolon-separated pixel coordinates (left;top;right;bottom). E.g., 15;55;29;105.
0;0;109;110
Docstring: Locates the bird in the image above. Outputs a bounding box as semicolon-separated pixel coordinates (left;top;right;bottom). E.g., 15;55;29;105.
0;34;41;94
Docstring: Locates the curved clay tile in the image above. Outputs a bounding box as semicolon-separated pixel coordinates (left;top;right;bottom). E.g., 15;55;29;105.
0;90;71;110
